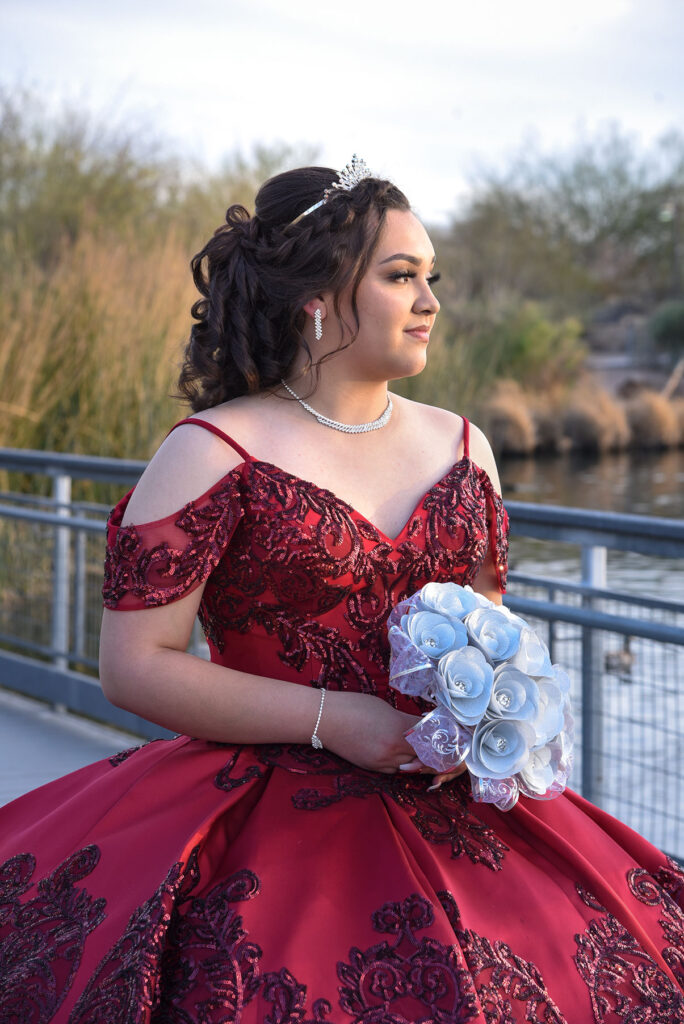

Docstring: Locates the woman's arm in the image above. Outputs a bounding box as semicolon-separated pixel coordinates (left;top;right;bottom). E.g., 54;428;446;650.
100;598;419;774
471;549;504;606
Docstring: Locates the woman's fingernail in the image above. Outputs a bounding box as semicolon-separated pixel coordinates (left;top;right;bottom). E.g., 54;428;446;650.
399;763;418;771
427;781;442;792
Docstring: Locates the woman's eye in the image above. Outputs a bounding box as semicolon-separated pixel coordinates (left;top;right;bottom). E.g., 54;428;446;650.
388;270;441;286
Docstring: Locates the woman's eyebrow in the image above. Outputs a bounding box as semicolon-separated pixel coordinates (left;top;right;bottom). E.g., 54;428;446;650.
378;252;436;266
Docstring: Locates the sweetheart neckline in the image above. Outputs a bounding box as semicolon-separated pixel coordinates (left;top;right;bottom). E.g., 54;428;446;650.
246;454;473;544
114;452;501;548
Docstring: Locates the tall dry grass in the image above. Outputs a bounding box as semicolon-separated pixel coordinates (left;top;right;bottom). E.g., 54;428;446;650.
477;380;536;456
673;398;684;441
0;94;311;467
563;386;630;453
625;390;681;449
0;228;194;458
470;380;683;458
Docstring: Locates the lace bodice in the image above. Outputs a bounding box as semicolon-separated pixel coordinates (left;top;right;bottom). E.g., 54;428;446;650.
103;417;509;707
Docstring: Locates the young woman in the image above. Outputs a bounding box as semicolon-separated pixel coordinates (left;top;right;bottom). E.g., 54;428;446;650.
1;161;682;1023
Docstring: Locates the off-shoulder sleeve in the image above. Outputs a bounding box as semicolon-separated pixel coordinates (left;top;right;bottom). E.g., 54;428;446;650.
102;468;244;610
479;472;510;593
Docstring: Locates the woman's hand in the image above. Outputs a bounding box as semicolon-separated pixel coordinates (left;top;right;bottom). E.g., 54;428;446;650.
318;691;419;773
319;691;467;784
398;755;468;790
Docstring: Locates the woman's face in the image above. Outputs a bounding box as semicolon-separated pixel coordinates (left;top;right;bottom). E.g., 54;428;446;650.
328;208;440;382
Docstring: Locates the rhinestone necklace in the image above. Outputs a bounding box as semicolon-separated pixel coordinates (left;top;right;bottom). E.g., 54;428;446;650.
280;380;393;434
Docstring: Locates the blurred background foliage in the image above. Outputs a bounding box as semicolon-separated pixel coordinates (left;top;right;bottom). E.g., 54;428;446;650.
1;87;682;460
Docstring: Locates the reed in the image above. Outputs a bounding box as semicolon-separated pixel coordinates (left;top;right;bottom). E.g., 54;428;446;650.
476;380;536;457
563;386;630;453
0;228;194;459
625;390;681;449
527;391;569;454
673;398;684;446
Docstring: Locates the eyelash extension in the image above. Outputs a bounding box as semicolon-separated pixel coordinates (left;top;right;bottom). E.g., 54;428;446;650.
389;270;441;285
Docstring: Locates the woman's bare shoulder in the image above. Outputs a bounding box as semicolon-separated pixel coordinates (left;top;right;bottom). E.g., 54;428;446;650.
121;404;251;526
394;397;501;494
394;395;463;433
394;395;464;448
467;420;502;495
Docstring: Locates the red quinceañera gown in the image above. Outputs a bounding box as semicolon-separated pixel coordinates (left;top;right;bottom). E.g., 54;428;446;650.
0;416;683;1024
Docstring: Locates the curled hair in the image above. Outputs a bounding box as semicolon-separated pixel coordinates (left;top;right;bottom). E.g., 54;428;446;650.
178;166;410;410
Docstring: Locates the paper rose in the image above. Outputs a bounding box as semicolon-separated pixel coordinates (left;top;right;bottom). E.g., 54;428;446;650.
466;718;536;780
417;581;489;620
518;743;557;795
508;627;553;678
464;605;526;663
518;731;572;799
488;665;539;723
537;664;572;697
436;647;494;726
531;680;565;747
401;609;467;660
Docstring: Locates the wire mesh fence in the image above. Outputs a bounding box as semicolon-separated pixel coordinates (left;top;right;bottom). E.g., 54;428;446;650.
0;494;108;671
507;574;683;859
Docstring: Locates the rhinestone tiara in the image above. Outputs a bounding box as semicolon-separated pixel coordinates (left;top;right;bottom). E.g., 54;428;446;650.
288;154;374;227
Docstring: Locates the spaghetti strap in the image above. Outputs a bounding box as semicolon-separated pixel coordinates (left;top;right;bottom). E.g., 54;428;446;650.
167;417;252;463
462;416;470;459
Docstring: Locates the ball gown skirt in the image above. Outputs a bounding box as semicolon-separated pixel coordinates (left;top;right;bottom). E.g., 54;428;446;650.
0;416;682;1024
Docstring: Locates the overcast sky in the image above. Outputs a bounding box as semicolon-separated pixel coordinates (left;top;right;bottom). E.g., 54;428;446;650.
1;0;682;224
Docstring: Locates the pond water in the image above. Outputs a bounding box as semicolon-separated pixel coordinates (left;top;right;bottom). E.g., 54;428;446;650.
499;448;684;602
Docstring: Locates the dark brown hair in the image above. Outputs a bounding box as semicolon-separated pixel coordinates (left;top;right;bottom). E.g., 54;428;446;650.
177;165;410;410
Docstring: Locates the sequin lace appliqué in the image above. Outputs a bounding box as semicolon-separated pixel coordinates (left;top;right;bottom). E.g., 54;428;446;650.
628;858;684;988
337;893;480;1022
573;883;684;1021
65;859;539;1023
437;889;568;1023
103;468;243;610
0;845;106;1022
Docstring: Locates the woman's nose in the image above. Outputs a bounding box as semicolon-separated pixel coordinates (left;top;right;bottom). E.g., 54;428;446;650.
416;282;440;315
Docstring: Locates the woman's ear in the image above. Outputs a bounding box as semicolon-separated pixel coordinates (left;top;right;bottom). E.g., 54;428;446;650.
302;297;328;321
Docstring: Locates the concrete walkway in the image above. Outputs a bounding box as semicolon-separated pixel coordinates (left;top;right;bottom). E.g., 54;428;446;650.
0;687;139;807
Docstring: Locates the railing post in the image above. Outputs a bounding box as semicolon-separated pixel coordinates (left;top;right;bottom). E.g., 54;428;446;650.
51;473;72;708
73;527;87;666
547;584;556;663
580;545;607;803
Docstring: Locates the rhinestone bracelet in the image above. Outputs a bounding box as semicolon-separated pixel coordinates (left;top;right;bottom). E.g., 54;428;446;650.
311;688;326;749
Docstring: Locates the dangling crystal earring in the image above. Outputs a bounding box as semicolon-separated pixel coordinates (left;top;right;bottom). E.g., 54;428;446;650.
314;308;323;341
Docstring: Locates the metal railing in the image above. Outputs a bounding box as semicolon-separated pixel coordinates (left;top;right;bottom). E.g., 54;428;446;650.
0;446;682;861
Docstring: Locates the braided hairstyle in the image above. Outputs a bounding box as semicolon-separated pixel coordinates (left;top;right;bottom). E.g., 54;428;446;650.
177;166;411;410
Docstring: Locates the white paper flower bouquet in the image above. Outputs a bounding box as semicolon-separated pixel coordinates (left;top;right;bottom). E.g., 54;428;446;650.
387;582;574;811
